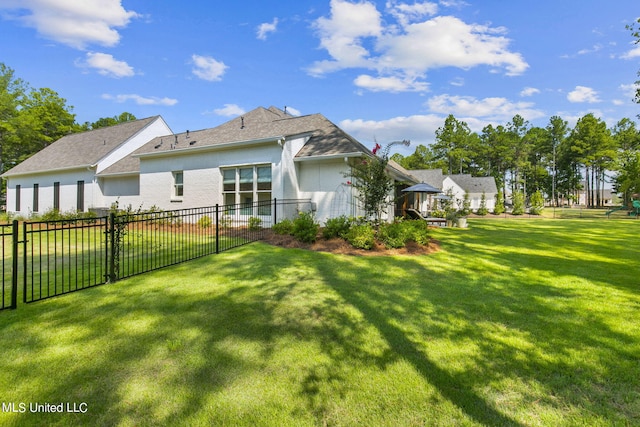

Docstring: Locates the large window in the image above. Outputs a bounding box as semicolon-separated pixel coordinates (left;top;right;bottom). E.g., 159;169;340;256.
222;165;272;215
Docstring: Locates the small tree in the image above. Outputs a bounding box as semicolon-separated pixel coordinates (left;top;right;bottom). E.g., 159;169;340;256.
345;140;410;222
529;190;545;215
459;191;472;216
494;189;505;215
477;192;489;216
512;191;525;215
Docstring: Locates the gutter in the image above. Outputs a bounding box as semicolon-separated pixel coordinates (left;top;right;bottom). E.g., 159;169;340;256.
293;152;363;162
1;164;95;178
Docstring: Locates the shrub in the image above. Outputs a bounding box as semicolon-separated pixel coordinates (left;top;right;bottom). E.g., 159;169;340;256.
217;215;232;229
248;216;262;231
512;191;525;215
345;223;376;250
292;211;319;243
529;190;545;215
197;215;212;229
494;190;505;215
406;220;430;246
323;215;351;239
476;192;489;216
272;218;293;235
378;221;410;249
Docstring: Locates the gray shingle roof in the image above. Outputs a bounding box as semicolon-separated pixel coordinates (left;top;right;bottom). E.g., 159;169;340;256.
2;116;161;177
408;169;444;188
447;174;498;194
99;106;373;176
405;169;497;194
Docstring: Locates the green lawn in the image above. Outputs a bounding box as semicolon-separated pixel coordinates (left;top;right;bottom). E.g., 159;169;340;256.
0;219;638;426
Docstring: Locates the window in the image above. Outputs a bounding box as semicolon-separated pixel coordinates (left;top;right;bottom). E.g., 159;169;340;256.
33;184;39;213
173;171;184;198
53;182;60;211
222;165;272;215
15;185;21;211
77;180;84;212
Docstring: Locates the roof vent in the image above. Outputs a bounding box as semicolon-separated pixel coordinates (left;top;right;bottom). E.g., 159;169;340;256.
240;116;245;129
186;130;190;139
189;140;197;146
154;139;163;149
174;135;178;145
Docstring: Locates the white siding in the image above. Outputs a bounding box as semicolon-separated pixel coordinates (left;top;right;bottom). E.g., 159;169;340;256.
6;169;97;216
136;142;284;211
297;159;353;223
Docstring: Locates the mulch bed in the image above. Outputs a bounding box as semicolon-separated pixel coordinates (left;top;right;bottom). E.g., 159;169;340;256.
260;230;440;256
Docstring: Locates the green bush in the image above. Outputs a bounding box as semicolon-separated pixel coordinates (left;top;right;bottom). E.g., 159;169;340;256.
512;191;525;215
378;221;410;249
197;215;212;229
292;212;319;243
476;192;489;216
406;220;430;246
248;217;262;231
494;190;505;215
272;218;294;235
323;215;351;239
529;190;545;215
345;223;376;250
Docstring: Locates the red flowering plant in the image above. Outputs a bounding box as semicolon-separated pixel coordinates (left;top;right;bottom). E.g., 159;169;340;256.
343;140;410;223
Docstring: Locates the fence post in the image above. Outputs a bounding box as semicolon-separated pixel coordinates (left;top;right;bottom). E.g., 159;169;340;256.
109;213;117;282
11;220;18;309
273;198;277;225
215;204;220;254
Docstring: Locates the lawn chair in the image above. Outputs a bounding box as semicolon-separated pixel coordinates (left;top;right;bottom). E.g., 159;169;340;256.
406;209;447;227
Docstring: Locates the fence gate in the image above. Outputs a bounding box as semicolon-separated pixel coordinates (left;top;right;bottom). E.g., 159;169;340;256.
22;218;109;304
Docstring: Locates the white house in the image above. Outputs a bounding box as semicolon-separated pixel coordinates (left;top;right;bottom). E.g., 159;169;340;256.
408;169;498;213
3;106;416;223
2;116;173;216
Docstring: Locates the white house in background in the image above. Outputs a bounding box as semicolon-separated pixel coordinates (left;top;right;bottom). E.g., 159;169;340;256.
408;169;498;213
2;116;173;216
2;106;416;223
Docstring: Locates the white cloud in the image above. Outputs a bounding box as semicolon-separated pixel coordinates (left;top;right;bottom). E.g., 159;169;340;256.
340;114;445;148
567;86;600;103
619;83;639;101
621;43;640;59
354;74;429;92
102;94;178;106
0;0;139;49
257;18;278;40
520;87;540;97
426;94;545;121
213;104;245;116
284;106;301;116
78;52;134;78
191;54;228;81
387;1;438;27
308;0;527;91
308;0;383;76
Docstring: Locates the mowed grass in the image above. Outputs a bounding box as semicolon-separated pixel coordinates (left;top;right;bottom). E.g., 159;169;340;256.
0;219;638;426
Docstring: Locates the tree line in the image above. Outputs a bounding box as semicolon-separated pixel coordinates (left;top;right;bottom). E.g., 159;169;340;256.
0;63;135;178
391;113;640;208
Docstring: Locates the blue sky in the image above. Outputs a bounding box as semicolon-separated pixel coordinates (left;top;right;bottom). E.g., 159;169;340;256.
1;0;639;155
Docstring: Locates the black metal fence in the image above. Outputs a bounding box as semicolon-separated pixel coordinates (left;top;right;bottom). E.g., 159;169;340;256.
0;199;313;311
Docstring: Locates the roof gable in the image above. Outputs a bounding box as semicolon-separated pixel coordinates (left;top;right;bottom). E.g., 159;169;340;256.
2;116;163;177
